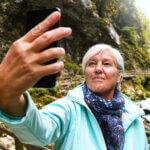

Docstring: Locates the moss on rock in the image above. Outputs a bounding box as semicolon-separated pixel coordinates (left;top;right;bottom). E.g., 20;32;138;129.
121;77;150;101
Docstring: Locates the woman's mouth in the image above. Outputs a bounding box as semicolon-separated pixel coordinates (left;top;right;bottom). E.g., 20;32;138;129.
93;76;105;81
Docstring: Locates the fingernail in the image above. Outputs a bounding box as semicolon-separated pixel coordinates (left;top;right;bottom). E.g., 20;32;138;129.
60;27;72;34
66;27;72;33
49;11;60;20
59;61;64;68
60;48;65;53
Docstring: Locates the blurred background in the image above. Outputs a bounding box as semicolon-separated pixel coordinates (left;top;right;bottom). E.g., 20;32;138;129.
0;0;150;149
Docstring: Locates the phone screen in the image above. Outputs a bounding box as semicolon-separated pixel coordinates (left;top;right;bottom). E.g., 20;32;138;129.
26;8;61;88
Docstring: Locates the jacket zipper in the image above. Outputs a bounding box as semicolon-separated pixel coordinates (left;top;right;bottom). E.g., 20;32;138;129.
68;96;107;150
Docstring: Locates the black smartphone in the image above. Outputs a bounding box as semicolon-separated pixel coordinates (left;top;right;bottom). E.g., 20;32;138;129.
26;8;61;88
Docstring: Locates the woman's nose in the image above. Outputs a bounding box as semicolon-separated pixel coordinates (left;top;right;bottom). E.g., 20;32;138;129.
95;64;103;74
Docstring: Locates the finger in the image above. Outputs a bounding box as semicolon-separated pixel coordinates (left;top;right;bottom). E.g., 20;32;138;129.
22;11;61;42
36;47;65;64
30;27;72;52
38;61;64;76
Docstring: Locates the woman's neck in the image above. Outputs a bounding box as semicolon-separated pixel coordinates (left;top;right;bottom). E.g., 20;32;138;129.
96;89;115;100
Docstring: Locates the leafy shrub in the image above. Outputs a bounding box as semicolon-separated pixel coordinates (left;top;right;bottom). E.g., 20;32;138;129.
132;76;146;85
121;26;138;44
64;56;82;75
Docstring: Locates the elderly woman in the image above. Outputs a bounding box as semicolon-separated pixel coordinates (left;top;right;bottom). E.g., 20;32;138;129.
0;12;148;150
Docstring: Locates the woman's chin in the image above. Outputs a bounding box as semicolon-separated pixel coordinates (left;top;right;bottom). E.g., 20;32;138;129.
88;84;104;93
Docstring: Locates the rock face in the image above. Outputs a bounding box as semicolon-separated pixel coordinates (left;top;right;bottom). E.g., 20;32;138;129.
0;0;144;64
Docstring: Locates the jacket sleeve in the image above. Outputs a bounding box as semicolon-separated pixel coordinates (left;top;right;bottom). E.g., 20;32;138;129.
0;91;71;146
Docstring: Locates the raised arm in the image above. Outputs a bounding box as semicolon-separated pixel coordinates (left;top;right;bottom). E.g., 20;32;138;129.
0;11;72;117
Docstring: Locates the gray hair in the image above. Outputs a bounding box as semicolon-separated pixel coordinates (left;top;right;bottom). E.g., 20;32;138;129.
82;44;124;90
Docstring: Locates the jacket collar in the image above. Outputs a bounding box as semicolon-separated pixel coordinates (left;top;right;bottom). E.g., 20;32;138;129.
66;84;145;131
121;94;145;131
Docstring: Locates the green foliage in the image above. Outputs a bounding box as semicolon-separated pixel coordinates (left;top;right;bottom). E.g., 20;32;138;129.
136;9;150;48
121;26;138;34
132;76;146;85
98;18;107;28
65;62;80;73
104;0;123;17
64;56;82;75
28;88;62;109
120;39;150;69
121;26;138;44
120;10;150;70
121;78;150;100
91;1;97;12
0;123;8;137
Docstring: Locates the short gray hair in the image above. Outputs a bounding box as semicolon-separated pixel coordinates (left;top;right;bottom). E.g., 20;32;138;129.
82;44;124;90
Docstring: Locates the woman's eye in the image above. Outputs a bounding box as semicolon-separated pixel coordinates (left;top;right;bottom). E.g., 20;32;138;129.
104;62;111;66
88;62;96;66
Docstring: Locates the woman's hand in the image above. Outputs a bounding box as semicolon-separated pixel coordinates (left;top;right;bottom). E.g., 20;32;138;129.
0;11;72;116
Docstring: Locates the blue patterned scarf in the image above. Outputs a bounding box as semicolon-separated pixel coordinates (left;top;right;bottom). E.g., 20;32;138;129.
82;82;125;150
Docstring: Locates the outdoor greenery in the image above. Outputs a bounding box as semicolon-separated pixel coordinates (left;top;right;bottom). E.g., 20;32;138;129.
104;0;123;17
121;76;150;101
121;26;139;44
64;56;83;75
137;9;150;47
120;17;150;70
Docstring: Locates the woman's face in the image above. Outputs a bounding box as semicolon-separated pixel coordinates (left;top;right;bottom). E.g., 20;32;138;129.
85;49;121;100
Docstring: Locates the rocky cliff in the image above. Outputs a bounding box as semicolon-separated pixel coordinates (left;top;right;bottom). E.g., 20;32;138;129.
0;0;149;69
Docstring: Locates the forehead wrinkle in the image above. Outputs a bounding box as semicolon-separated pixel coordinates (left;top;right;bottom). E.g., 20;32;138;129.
91;50;115;62
88;58;97;62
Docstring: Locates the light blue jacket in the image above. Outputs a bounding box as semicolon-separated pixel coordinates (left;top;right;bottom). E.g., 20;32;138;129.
0;84;148;150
